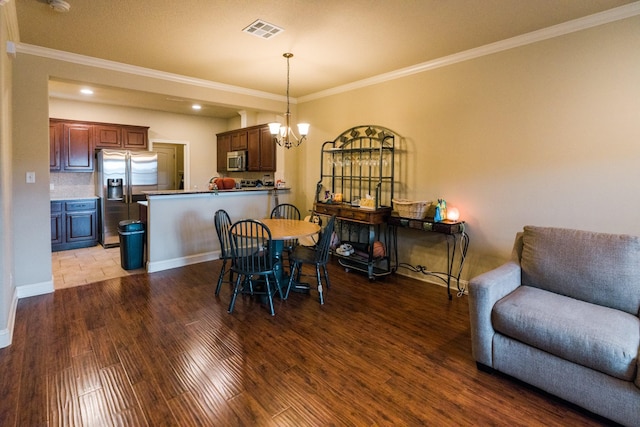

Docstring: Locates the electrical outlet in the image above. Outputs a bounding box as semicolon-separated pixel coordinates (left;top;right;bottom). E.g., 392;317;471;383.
26;171;36;184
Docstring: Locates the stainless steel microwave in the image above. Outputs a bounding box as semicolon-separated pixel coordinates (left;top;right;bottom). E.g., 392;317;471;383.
226;150;247;171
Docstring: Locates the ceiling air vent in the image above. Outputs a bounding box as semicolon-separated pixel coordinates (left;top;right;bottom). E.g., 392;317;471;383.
242;19;284;40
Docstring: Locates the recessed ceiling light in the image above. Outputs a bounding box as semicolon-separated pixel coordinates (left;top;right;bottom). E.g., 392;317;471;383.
192;104;202;110
80;88;93;95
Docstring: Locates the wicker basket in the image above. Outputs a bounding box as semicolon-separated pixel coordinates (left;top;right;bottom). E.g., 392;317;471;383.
392;199;430;219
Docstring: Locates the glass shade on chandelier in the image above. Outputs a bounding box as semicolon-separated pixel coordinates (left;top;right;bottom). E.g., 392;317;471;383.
269;53;310;149
269;116;309;149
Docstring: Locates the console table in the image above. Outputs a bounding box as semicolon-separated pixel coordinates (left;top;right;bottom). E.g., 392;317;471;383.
387;216;469;299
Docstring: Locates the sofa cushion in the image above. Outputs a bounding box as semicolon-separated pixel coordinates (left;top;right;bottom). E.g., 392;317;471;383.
521;226;640;315
492;286;639;381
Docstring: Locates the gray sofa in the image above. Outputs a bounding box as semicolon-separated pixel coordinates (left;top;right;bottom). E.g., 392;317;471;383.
469;226;639;426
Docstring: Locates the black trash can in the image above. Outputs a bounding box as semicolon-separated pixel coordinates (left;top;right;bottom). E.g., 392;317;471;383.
118;220;145;270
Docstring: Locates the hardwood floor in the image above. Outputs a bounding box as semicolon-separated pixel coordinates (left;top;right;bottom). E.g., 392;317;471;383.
2;259;615;426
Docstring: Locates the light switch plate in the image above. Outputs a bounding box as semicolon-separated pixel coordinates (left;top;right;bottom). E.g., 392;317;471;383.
26;171;36;183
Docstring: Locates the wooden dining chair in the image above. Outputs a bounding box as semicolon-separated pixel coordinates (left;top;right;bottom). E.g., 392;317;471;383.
286;215;336;305
214;209;234;296
270;203;301;220
270;203;302;267
228;219;283;316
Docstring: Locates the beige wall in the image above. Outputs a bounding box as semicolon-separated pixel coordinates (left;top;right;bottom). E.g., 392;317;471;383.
0;1;16;341
298;16;640;282
12;53;51;293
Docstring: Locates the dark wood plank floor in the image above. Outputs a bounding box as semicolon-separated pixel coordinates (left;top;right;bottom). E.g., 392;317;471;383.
1;259;615;426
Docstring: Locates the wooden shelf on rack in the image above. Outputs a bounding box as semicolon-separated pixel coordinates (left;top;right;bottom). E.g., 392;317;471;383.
314;202;391;224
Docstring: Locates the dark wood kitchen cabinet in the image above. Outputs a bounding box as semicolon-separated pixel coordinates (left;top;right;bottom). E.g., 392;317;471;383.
230;130;248;151
49;122;62;171
61;122;94;172
51;119;150;172
218;124;276;173
216;133;231;172
51;199;99;252
247;126;276;171
94;123;149;150
122;125;148;149
50;201;64;245
94;124;122;148
50;119;94;172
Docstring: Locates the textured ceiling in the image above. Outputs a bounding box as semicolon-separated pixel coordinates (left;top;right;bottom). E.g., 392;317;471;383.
15;0;637;118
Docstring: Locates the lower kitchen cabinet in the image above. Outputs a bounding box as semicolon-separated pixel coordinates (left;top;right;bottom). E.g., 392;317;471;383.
51;199;99;251
50;202;64;245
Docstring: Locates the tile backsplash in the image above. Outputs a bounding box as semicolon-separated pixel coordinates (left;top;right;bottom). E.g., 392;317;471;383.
50;172;96;199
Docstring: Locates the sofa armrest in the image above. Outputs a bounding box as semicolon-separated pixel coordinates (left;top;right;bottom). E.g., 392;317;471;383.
468;261;522;367
636;354;640;389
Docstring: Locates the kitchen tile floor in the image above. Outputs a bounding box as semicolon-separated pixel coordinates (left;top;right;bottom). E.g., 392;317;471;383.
51;244;145;289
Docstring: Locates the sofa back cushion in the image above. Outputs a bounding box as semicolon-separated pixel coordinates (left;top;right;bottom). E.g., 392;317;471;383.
521;226;640;315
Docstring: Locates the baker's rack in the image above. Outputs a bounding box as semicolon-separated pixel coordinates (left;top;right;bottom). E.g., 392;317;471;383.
314;125;397;279
316;125;395;207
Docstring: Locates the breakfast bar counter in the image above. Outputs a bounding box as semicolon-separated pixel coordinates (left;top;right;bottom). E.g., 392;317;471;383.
143;187;291;273
143;186;287;196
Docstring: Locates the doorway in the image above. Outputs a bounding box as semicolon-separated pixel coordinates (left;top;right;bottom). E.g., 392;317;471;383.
151;141;187;190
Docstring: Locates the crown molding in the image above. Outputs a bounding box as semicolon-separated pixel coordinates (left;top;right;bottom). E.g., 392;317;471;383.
300;2;640;102
13;2;640;104
15;43;287;103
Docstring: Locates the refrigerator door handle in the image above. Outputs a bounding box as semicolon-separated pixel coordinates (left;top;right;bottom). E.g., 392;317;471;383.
125;153;131;204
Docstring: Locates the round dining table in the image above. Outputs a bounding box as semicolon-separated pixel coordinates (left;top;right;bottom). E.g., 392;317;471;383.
259;218;321;292
259;218;320;242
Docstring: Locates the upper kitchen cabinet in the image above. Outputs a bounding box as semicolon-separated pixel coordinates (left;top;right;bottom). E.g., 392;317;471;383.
122;125;149;149
94;123;149;150
247;126;276;171
94;124;122;148
51;119;93;172
217;124;276;173
50;121;62;171
51;119;151;172
230;130;248;151
217;133;231;172
61;122;94;172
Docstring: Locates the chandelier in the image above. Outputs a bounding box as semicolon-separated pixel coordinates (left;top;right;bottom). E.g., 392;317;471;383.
269;53;309;149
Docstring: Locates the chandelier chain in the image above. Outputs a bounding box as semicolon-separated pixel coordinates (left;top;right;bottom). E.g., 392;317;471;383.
286;54;291;115
270;52;309;149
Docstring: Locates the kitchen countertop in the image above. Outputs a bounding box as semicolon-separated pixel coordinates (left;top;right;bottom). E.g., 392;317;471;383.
50;195;99;201
143;186;289;196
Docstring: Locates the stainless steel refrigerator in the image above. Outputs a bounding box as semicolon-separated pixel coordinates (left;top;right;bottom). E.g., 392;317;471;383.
96;149;158;247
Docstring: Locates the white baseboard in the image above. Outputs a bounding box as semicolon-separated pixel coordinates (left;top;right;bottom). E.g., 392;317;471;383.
0;287;18;348
16;277;54;299
395;269;469;296
0;277;52;349
147;251;220;273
